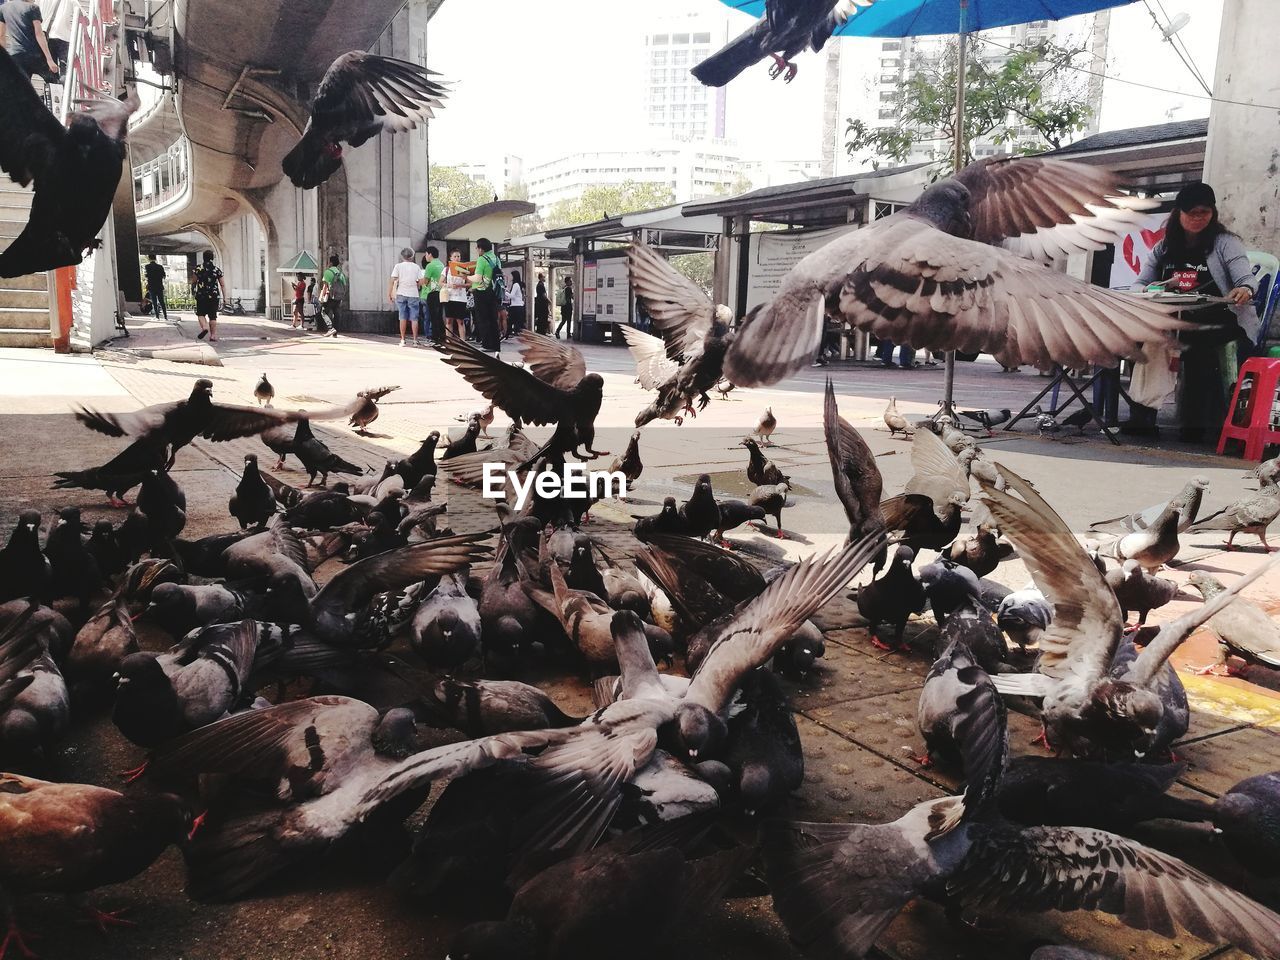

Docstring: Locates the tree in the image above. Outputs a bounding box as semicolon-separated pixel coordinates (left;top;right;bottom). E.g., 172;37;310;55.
428;165;494;223
713;172;753;197
543;181;676;230
670;252;714;297
845;38;1095;174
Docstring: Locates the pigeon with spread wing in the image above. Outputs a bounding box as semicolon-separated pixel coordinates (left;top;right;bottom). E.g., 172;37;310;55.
0;49;140;277
879;426;969;554
283;53;448;189
725;156;1190;387
627;243;736;427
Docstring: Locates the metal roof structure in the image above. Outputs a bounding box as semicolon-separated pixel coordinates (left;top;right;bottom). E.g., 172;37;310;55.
1045;118;1208;191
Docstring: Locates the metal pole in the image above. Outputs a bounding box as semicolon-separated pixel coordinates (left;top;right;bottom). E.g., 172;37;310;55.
940;3;969;421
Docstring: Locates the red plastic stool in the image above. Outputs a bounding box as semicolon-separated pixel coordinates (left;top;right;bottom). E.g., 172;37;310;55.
1217;357;1280;460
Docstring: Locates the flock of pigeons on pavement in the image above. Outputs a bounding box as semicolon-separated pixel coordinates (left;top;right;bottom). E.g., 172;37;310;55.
3;300;1280;959
7;4;1280;954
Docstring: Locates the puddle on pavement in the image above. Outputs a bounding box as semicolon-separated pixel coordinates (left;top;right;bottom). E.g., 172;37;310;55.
674;470;816;498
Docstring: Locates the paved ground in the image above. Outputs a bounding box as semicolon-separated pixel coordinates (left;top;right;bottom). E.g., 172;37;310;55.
5;310;1280;960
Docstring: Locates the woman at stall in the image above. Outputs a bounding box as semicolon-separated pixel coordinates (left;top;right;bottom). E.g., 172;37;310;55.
1135;182;1259;443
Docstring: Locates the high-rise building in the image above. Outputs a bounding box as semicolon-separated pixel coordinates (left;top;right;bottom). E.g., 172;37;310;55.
454;155;524;196
644;12;731;141
861;14;1110;165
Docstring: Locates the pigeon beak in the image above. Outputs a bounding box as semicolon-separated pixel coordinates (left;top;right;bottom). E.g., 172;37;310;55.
1133;749;1146;760
688;748;698;759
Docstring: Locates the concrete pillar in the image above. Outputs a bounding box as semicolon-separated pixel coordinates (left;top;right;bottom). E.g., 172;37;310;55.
1202;0;1280;251
112;148;143;302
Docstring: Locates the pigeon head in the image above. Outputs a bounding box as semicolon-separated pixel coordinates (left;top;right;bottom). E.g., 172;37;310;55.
892;545;917;570
643;622;675;666
244;453;259;467
191;379;214;399
0;710;41;755
448;919;539;960
488;615;525;656
909;179;973;237
661;497;677;515
91;519;114;539
1080;678;1164;758
1186;571;1224;599
577;373;605;395
143;582;195;627
373;707;419;759
674;701;728;761
1213;789;1260;836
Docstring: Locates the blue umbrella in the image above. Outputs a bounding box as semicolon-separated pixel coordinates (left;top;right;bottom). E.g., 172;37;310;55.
716;0;1135;36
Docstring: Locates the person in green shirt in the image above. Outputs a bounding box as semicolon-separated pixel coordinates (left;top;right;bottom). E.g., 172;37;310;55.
316;254;346;338
420;246;445;345
470;237;501;353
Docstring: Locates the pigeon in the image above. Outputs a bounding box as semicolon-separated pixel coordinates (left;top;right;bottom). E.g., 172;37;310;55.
447;819;753;960
43;506;100;610
763;668;1280;960
939;419;976;455
282;485;367;529
955;446;1005;491
84;520;127;579
408;571;483;668
1213;771;1280;876
690;0;873;86
931;599;1008;676
439;334;606;464
111;619;266;748
0;773;188;950
565;535;607;599
882;396;913;438
441;415;483;463
942;523;1013;578
824;380;886;563
292;418;363;486
981;465;1279;759
0;50;140;277
228;453;277;530
996;587;1053;654
1187;479;1280;551
1107;504;1182;571
137;468;188;540
253;373;274;407
75;379;318;470
633;497;685;542
627;243;735;424
0;511;50;603
66;597;138;695
457;402;495;438
1090;476;1209;534
1249;457;1280;488
713;500;766;545
607;430;643;495
52;434;170;506
1060;406;1093;433
1106;560;1179;626
346;385;399;433
1;646;70;759
723;156;1184;388
742;437;789;486
958;408;1011;435
916;631;1006;772
283;52;448;188
755;406;777;445
880;427;969;553
856;544;925;652
421;676;581;736
749;481;790;539
918;559;984;625
679;474;721;541
1186;571;1280;676
722;667;803;814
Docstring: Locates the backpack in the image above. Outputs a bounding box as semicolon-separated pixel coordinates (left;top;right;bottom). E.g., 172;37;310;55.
484;251;505;303
325;267;348;303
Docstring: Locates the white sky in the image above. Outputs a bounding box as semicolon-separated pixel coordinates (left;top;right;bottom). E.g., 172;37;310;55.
425;0;1224;174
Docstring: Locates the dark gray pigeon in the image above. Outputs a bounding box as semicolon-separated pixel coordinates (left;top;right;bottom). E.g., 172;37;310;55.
916;631;1006;776
1188;479;1280;551
1105;559;1179;625
1089;476;1208;534
722;667;803;814
856;544;925;651
0;512;50;604
1212;771;1280;877
724;157;1183;388
228;453;277;529
824;379;886;566
918;559;983;626
932;599;1008;675
408;571;482;668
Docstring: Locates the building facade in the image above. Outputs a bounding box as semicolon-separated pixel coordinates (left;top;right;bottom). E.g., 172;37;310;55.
644;12;730;142
525;141;743;208
455;155;525;196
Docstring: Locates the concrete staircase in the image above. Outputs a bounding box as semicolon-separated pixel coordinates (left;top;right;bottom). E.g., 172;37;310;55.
0;182;52;349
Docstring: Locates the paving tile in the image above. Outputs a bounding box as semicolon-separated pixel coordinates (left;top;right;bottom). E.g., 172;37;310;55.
1176;726;1280;796
779;641;923;710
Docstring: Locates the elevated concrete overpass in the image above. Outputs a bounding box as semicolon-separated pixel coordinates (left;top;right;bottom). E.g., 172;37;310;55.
130;0;444;327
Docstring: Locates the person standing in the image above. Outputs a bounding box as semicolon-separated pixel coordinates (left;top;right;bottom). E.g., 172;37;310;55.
0;1;59;80
1133;181;1258;443
192;251;225;342
506;270;526;336
143;254;168;320
534;272;550;335
471;237;501;354
421;247;445;344
555;276;574;340
443;250;469;341
317;254;345;337
388;247;422;347
291;272;307;330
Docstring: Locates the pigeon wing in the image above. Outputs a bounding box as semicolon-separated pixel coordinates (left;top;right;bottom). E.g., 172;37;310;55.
824;379;885;536
620;325;680;390
904;427;969;510
311;52;447;140
438;334;571;425
628;242;716;361
516;331;587;390
0;50;67;187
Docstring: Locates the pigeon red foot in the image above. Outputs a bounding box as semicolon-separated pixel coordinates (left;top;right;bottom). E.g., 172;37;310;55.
0;921;39;960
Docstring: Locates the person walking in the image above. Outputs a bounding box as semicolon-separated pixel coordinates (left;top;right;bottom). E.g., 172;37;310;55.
471;237;501;354
0;1;59;80
443;250;469;341
143;254;168;320
555;276;574;340
192;251;225;342
534;272;550;335
506;270;526;336
316;254;345;337
291;272;307;330
421;246;445;344
388;247;422;347
1132;181;1259;443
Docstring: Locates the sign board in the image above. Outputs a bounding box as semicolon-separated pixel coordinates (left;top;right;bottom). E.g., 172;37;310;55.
593;259;629;323
1109;212;1169;289
744;223;859;313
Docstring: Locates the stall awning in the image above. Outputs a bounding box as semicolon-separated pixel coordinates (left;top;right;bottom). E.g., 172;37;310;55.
276;250;319;273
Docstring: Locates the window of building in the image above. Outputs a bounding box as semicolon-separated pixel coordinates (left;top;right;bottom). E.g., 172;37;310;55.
652;34;668;44
880;57;899;67
878;108;898;120
693;32;710;43
879;90;896;101
673;32;689;44
881;41;900;51
880;73;897;83
651;51;667;65
673;49;688;65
